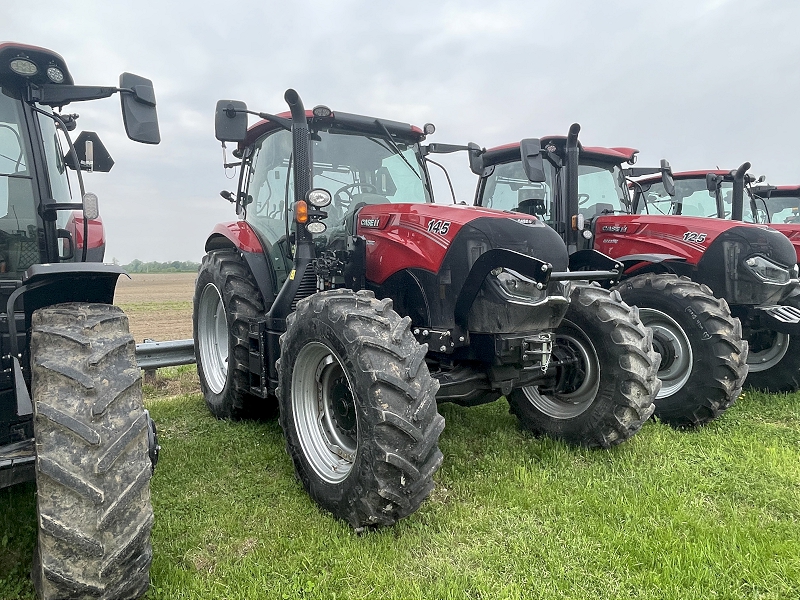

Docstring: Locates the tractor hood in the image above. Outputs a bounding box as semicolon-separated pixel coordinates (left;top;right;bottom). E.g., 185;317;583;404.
355;203;569;285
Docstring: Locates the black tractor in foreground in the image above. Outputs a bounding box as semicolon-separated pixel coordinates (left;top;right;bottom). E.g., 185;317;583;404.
195;90;661;530
0;43;160;600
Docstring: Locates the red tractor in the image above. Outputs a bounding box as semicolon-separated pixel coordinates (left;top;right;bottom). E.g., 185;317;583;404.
194;91;661;530
0;43;160;599
469;128;754;427
750;184;800;259
627;165;800;391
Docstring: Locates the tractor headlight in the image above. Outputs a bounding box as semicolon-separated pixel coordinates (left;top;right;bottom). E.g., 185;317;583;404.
744;255;792;284
307;188;332;208
492;268;546;303
10;58;37;76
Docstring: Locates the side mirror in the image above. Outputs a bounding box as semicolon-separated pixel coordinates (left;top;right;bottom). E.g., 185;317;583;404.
706;173;721;194
520;138;546;183
467;142;485;176
119;73;160;144
215;100;248;142
64;131;115;172
660;158;675;197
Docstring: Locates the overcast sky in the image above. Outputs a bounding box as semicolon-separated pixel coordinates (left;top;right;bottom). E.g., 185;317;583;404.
7;0;799;263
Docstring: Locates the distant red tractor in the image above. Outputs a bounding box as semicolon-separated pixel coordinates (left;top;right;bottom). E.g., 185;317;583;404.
0;42;160;599
469;128;758;426
628;166;800;391
194;91;660;530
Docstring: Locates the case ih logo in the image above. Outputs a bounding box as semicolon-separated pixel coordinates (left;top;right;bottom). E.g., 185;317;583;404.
360;218;382;228
512;218;536;225
601;224;628;233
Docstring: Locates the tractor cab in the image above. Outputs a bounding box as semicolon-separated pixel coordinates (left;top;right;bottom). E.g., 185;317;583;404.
0;43;159;276
630;167;767;224
750;184;800;224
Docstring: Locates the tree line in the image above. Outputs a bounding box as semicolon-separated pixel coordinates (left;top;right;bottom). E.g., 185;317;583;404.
119;259;201;273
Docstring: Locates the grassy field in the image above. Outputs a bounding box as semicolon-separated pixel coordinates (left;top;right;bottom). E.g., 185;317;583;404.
1;364;798;599
2;274;799;598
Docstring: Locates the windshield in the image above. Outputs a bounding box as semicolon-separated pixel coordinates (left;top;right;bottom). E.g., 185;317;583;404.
479;158;630;224
0;86;42;276
311;129;431;207
635;178;756;222
479;159;557;226
756;193;800;224
577;161;631;218
244;127;430;241
37;109;73;206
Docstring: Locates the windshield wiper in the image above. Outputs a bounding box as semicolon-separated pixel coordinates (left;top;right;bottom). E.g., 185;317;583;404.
374;119;421;180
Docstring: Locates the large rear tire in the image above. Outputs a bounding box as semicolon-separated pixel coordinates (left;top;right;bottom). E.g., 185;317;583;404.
614;274;748;427
30;303;153;600
508;284;659;448
194;249;268;419
278;289;444;530
745;285;800;392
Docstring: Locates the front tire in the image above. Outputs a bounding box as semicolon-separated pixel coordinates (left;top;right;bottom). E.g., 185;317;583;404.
508;284;659;448
194;249;268;419
278;289;444;530
30;303;153;600
614;274;748;427
745;285;800;392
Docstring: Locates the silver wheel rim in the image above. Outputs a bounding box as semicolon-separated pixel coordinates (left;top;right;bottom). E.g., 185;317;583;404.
747;331;789;373
292;341;357;484
639;308;692;398
521;329;600;419
197;283;228;394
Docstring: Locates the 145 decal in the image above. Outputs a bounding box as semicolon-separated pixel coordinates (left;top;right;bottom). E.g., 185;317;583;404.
683;231;707;243
427;219;451;235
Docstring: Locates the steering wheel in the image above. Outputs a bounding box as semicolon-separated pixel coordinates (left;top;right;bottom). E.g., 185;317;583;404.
334;183;378;209
577;193;590;206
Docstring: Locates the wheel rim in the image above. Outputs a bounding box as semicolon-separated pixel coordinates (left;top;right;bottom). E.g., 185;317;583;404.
521;328;600;419
197;283;228;394
292;341;357;484
638;308;692;398
747;330;790;373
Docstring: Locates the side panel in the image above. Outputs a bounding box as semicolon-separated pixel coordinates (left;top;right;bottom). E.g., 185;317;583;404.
591;214;772;267
357;203;562;284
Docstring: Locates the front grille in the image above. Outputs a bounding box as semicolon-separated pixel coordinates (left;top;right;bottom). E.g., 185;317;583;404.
291;267;317;310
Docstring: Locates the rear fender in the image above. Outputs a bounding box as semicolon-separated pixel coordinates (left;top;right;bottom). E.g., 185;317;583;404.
205;222;276;307
66;210;105;262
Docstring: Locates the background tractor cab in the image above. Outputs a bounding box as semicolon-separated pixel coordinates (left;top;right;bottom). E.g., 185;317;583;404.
632;168;800;264
195;91;660;531
470;130;755;427
0;42;159;600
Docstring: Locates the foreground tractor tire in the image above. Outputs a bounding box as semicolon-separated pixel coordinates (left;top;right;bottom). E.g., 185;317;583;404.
194;249;268;419
508;284;659;448
745;287;800;392
30;303;153;600
614;274;748;427
277;289;444;530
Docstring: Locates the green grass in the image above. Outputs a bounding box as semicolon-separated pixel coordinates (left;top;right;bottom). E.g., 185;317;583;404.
2;367;799;599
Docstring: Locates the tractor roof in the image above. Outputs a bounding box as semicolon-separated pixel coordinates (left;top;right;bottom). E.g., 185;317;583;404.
243;110;425;147
479;138;638;167
633;170;733;185
0;42;73;86
751;184;800;197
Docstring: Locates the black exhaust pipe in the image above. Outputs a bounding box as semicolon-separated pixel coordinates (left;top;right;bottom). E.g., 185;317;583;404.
284;89;311;201
565;123;581;252
731;161;751;222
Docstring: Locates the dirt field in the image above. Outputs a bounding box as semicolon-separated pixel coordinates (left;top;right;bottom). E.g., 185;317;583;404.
114;272;196;342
